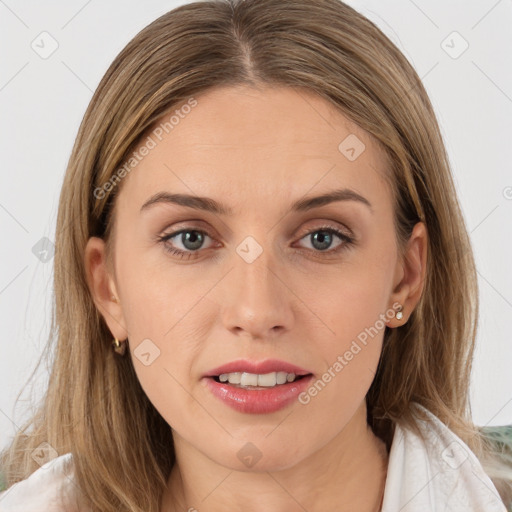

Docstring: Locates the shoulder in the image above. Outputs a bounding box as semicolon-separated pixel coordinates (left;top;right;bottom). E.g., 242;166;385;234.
381;402;507;511
0;453;83;512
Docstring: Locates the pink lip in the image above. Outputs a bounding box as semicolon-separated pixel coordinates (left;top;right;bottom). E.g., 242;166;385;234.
203;374;314;414
203;358;312;378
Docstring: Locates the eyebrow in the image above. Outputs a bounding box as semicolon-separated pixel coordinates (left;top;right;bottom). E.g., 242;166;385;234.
140;188;373;215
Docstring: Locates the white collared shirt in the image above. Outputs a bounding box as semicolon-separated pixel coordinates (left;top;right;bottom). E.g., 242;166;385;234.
381;402;507;511
0;402;508;511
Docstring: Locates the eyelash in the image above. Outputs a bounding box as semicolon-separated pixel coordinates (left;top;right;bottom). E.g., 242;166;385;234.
156;224;355;260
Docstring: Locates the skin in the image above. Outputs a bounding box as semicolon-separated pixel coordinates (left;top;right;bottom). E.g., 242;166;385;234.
85;85;427;512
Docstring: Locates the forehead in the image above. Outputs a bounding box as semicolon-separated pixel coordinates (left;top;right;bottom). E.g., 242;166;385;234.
117;85;392;216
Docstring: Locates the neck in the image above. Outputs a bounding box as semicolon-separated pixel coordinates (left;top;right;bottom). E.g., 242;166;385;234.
162;401;389;512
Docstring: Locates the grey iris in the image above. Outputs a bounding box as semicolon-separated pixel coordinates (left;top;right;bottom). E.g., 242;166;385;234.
311;230;332;251
181;231;204;251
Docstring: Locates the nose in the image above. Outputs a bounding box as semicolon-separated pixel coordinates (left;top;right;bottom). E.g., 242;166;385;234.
220;243;295;340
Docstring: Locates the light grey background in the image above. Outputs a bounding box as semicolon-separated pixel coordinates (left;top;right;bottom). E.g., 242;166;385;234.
1;0;511;454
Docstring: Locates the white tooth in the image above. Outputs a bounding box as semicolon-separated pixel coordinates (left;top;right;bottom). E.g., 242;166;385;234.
240;372;258;386
258;372;277;387
276;371;288;385
220;371;297;387
227;372;241;384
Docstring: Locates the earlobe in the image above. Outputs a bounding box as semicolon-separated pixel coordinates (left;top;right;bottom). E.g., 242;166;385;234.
386;302;405;328
83;236;128;341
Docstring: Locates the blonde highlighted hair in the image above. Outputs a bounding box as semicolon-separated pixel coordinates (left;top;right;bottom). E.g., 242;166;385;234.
1;0;511;510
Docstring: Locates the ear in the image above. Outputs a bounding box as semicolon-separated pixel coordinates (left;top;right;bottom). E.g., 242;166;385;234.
84;236;128;341
387;221;428;327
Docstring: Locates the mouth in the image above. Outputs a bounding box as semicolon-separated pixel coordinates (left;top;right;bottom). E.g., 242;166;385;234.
202;359;314;413
204;371;315;414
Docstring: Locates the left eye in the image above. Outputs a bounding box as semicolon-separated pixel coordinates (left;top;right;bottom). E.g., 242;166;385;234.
159;229;214;255
298;228;348;252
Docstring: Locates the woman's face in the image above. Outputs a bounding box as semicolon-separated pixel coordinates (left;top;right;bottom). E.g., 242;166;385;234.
86;85;426;471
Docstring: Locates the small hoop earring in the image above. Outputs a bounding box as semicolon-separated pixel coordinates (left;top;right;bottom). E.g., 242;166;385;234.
112;337;127;356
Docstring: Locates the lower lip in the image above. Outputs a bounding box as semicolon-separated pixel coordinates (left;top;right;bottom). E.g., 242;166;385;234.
202;375;314;414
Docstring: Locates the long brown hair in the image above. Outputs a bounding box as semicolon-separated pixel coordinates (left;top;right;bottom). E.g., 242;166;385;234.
2;0;511;510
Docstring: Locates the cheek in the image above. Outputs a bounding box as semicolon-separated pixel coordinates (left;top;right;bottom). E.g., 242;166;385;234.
124;296;207;432
306;258;392;346
112;260;197;402
298;255;392;412
296;272;388;427
116;243;212;340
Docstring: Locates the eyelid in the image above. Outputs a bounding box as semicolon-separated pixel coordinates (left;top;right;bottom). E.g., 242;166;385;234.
296;221;354;239
158;227;217;248
157;220;217;240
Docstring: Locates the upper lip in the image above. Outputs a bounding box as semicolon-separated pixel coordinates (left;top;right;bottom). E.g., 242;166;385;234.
203;359;313;378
